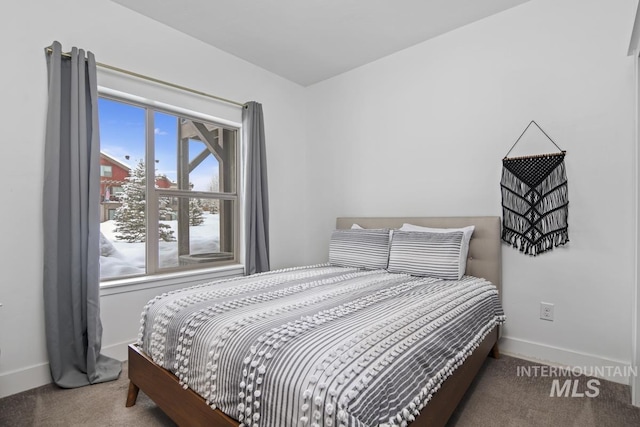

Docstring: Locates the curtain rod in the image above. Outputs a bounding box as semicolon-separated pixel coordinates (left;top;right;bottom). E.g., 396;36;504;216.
44;46;246;108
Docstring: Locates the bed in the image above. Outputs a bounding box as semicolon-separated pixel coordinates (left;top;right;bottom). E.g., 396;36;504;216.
126;216;504;427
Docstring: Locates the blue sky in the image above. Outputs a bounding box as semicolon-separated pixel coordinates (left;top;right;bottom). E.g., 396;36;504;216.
98;97;219;191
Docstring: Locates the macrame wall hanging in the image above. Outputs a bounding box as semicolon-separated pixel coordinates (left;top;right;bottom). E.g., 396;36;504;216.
501;120;569;256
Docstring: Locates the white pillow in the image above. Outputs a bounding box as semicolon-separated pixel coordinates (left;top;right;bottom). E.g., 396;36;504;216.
399;223;475;277
351;224;364;229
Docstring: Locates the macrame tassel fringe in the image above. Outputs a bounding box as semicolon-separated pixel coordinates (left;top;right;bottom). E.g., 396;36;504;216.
502;228;569;256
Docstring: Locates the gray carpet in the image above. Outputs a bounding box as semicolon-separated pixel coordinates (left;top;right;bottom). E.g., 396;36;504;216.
448;356;640;427
1;355;639;426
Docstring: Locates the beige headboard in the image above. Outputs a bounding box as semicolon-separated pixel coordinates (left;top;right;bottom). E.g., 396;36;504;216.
336;217;502;296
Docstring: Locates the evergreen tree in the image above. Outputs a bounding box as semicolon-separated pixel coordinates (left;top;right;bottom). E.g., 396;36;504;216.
189;198;205;226
114;160;175;242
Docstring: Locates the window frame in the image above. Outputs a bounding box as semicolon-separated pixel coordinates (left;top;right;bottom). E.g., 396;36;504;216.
98;91;242;283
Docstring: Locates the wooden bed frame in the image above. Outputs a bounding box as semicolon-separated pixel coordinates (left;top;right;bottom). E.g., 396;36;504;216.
126;216;502;427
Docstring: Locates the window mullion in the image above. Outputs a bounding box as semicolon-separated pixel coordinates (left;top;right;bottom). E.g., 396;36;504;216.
145;108;159;274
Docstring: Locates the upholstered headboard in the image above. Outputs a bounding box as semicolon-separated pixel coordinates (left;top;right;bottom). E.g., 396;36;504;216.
336;217;502;296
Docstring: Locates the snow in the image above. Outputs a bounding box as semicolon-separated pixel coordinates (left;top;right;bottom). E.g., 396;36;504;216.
100;213;221;280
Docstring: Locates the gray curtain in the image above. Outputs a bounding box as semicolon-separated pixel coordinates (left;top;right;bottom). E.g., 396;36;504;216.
43;41;121;388
243;101;270;274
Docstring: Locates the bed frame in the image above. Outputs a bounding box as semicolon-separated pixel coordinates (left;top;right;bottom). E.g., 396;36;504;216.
126;216;502;427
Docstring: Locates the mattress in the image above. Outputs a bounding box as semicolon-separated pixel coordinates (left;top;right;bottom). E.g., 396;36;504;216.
138;264;505;427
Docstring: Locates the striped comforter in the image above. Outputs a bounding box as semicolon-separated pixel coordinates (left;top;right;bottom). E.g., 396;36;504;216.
138;264;505;427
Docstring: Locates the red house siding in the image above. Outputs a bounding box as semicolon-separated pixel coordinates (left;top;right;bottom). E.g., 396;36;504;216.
100;154;130;200
155;176;173;189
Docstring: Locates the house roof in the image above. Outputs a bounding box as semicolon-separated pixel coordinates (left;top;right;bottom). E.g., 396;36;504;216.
100;152;131;171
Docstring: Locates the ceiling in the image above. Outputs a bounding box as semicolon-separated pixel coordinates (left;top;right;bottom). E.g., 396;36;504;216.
111;0;529;86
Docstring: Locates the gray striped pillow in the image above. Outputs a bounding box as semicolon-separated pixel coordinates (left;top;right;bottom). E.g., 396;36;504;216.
329;229;390;269
387;230;465;279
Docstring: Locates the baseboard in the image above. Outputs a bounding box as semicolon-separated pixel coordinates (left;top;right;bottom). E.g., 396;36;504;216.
101;339;135;362
0;362;51;399
0;340;134;399
501;336;633;385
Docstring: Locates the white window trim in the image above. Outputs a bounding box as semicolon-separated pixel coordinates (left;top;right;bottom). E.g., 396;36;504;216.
97;86;245;290
98;87;242;130
100;264;245;296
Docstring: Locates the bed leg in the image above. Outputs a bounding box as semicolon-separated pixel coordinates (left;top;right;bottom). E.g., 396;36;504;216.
490;342;500;359
126;381;140;407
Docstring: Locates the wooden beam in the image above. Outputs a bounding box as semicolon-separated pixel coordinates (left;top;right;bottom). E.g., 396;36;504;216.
219;128;236;253
190;122;225;161
177;136;190;256
189;148;210;173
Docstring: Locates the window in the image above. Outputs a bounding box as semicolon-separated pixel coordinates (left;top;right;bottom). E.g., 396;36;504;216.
100;165;112;177
98;95;240;281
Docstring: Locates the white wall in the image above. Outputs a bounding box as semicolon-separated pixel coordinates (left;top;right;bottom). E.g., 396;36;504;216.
0;0;308;397
305;0;638;381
